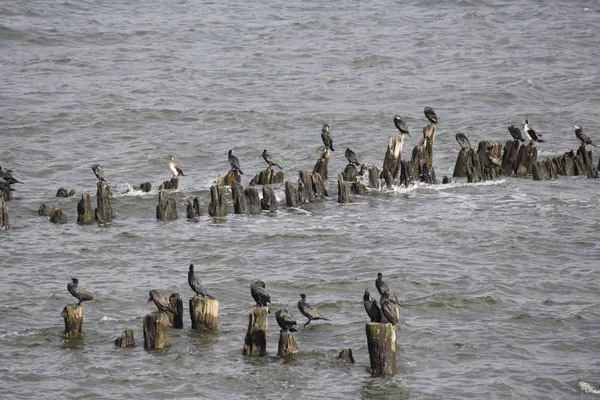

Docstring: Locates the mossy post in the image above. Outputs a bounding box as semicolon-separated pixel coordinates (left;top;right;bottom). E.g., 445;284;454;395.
365;322;397;376
0;197;8;230
189;296;219;331
38;203;51;216
77;193;94;224
143;312;170;350
277;330;299;358
95;182;114;222
242;306;268;356
114;329;135;347
61;304;84;339
156;190;178;221
50;208;68;224
208;185;228;217
169;293;184;329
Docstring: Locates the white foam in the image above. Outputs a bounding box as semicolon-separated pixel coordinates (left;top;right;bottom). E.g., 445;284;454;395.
578;380;600;394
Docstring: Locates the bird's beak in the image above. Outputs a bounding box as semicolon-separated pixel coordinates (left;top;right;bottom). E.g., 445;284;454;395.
406;132;412;138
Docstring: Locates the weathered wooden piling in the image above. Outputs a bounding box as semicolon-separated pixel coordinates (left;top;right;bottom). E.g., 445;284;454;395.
0;197;8;230
37;203;51;216
232;183;262;215
1;189;12;202
366;166;380;189
338;348;355;364
245;187;262;214
261;186;278;211
159;177;178;190
143;312;170;350
365;322;397;376
156;190;178;221
453;148;471;178
285;181;299;207
277;330;299;358
410;124;437;184
61;304;83;339
299;171;315;203
169;293;184;329
382;135;405;180
56;188;75;198
337;174;350;203
501;140;520;176
50;208;68;224
312;172;328;198
352;181;366;195
250;167;284;186
133;182;152;192
217;170;241;186
515;143;537;177
189;296;219;331
186;197;202;219
208;185;228;217
399;160;415;187
342;164;358;182
77;193;94;224
95;182;114;222
313;148;330;180
114;329;135;347
576;144;598;178
242;306;268;356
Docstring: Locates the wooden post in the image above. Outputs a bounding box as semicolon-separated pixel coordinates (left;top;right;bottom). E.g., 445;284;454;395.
453;148;470;178
143;312;170;350
50;208;68;224
367;166;380;189
189;297;219;330
242;306;268;356
277;330;299;358
285;181;299;207
216;170;240;186
114;329;135;347
366;322;397;376
231;183;248;214
38;203;51;216
133;182;152;192
261;186;278;211
271;171;284;184
337;174;350;203
186;197;202;219
208;185;228;217
0;197;8;230
342;164;358;182
312;172;328;198
61;304;83;339
399;160;415;187
95;182;114;222
352;181;366;195
156;190;178;220
77;193;94;224
382;135;405;180
245;187;262;214
159;177;178;190
338;349;355;363
169;293;184;329
313;148;330;180
298;171;315;203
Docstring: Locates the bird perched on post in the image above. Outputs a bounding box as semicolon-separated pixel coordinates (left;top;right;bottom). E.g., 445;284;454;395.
455;133;471;150
345;148;360;166
321;123;334;151
250;280;271;307
424;107;438;125
575;126;597;147
508;125;526;142
380;289;400;326
169;155;185;177
0;166;23;185
67;278;94;305
147;290;176;315
375;272;398;302
91;164;107;184
297;294;329;327
187;264;214;299
363;288;382;322
524;120;544;143
228;149;244;175
393;115;411;137
275;309;298;332
262;149;282;169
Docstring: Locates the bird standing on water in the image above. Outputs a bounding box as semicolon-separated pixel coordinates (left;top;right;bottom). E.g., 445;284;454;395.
297;294;329;327
147;290;176;315
393;115;411;137
424;107;438;125
262;149;282;169
228;149;244;175
455;133;471;150
250;280;271;307
345;148;360;166
363;288;382;322
169;155;185;177
575;126;597;147
67;278;94;305
321;123;334;151
188;264;214;298
275;309;298;332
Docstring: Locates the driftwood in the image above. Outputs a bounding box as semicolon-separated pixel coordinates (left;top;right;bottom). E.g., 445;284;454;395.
0;197;8;230
190;297;219;331
242;306;268;356
337;174;350;203
133;182;152;192
186;197;202;219
56;188;76;198
338;349;355;364
169;293;184;329
50;208;68;224
61;304;83;339
382;135;405;180
159;177;178;190
37;203;51;216
114;329;135;348
313;148;330;180
77;193;94;224
156;190;178;221
261;186;278;211
208;185;228;217
143;312;170;350
95;182;114;222
277;330;299;358
366;322;397;376
285;181;299;207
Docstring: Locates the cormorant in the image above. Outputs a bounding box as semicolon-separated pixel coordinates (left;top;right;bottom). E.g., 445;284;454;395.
250;280;271;307
345;148;360;166
0;180;14;195
188;264;214;298
321;123;334;151
524;120;544;143
228;150;244;175
424;107;438;125
455;133;471;150
375;272;398;301
0;167;23;185
575;126;597;147
169;155;185;176
380;289;400;326
275;308;298;332
147;290;175;314
262;149;282;169
363;288;382;322
297;294;329;327
91;164;106;183
508;125;526;142
393;115;411;137
67;278;94;305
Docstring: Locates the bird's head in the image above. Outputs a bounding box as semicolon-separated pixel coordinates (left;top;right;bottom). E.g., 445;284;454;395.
168;155;174;161
377;272;383;279
71;278;78;284
574;125;581;131
189;264;194;272
228;149;233;155
322;123;329;132
300;293;306;300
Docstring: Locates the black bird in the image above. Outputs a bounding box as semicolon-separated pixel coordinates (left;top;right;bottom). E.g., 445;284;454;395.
508;125;526;142
147;290;175;314
393;115;411;137
0;167;23;185
455;133;471;150
275;309;298;332
524;120;544;143
363;288;382;322
575;126;597;147
250;280;271;307
375;272;398;302
91;164;106;183
380;289;400;326
0;179;15;195
297;294;329;327
67;278;94;305
262;149;282;169
321;123;334;151
228;149;244;175
188;264;213;298
345;148;360;166
424;107;438;125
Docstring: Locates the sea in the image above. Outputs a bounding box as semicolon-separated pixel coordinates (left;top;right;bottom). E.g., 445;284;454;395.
1;1;600;399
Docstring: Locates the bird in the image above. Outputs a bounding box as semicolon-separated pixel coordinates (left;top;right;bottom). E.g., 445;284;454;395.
424;107;438;125
321;123;334;151
91;164;106;183
187;264;213;299
169;155;185;177
0;167;23;185
575;126;597;147
262;149;282;169
363;288;382;322
147;290;176;314
345;148;360;166
393;115;411;137
508;125;526;142
524;119;544;143
375;272;398;302
228;149;244;175
0;179;14;195
250;280;271;307
297;294;329;327
455;133;471;150
380;289;400;326
67;278;94;305
275;309;298;332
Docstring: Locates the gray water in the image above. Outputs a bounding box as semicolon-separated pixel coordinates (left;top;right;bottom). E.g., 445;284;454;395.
1;0;600;398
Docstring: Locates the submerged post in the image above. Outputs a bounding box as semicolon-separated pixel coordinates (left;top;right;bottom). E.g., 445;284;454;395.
277;330;299;358
77;193;95;224
95;182;114;222
242;306;268;356
337;173;350;203
61;304;83;339
143;312;170;350
156;190;178;221
114;329;135;348
169;293;184;329
365;322;397;376
189;296;219;331
208;185;228;217
50;208;68;224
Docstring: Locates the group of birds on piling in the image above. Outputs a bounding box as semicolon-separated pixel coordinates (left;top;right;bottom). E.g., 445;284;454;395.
0;166;23;196
363;273;401;326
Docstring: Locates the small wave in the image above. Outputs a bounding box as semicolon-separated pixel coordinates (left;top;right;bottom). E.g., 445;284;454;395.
0;327;43;339
578;380;600;394
98;315;137;323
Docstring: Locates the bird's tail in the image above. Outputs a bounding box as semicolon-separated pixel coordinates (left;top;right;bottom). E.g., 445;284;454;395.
331;145;335;151
592;143;598;148
238;169;244;175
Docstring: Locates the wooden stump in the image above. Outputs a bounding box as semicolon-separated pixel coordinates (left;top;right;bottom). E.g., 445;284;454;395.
61;304;83;339
382;135;405;180
38;203;51;216
298;171;315;203
216;170;241;186
337;174;350;203
114;329;135;347
251;167;282;185
342;164;358;182
338;348;355;363
312;172;328;198
77;193;94;224
159;177;178;190
186;197;202;219
261;186;278;211
1;189;12;201
277;330;299;358
577;144;598;178
271;171;284;184
189;297;219;331
366;322;397;376
95;182;114;222
367;166;380;189
156;190;178;221
242;306;268;356
245;187;262;214
50;208;68;224
515;143;537;177
381;169;393;189
285;181;299;207
352;181;366;195
133;182;152;192
208;185;228;217
442;176;451;184
231;183;248;214
56;187;75;198
313;148;330;180
143;312;170;350
453;147;470;178
0;197;8;230
411;134;437;184
169;293;184;329
399;160;415;187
